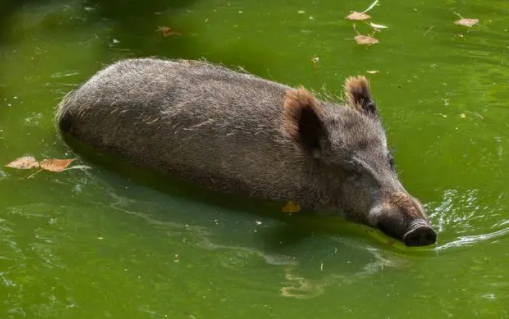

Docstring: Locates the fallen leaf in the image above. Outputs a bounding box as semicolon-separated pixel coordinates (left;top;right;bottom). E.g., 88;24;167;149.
367;70;380;74
39;158;75;172
156;26;182;37
282;201;301;214
346;11;371;21
355;35;379;45
5;156;39;169
311;57;320;65
460;113;466;118
346;0;379;21
454;18;478;27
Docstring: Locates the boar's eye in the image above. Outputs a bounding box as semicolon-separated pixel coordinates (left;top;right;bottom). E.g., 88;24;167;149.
389;154;395;170
343;160;362;178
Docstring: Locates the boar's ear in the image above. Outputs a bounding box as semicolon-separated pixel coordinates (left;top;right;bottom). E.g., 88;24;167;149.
344;76;378;118
284;87;327;156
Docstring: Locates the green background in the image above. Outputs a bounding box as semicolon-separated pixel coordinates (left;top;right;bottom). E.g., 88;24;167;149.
1;0;508;318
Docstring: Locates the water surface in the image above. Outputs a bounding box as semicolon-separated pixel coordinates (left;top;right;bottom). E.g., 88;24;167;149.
1;0;508;318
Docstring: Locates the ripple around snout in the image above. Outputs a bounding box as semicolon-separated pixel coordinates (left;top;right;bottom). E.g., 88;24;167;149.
421;188;509;254
298;215;441;255
319;217;506;256
435;227;509;251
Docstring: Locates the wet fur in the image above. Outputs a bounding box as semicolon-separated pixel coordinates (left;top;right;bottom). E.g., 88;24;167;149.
55;57;429;236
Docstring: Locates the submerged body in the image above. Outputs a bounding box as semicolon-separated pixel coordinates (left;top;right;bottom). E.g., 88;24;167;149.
56;58;437;246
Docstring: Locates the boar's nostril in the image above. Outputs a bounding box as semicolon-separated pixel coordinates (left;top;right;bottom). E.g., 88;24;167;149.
403;225;437;247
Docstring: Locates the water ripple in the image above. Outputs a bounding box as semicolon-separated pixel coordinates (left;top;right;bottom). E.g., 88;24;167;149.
426;188;509;252
436;227;509;251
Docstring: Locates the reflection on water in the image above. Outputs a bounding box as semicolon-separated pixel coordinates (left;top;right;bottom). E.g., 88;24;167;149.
106;189;406;300
280;243;407;299
2;168;508;316
1;175;508;316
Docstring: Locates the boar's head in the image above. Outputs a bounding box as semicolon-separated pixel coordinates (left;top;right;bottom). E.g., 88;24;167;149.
283;76;436;247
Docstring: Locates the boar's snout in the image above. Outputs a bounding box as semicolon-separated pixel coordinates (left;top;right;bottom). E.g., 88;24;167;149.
402;220;437;247
370;192;437;247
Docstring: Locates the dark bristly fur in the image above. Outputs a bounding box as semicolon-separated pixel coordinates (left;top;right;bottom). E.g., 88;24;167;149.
55;57;437;246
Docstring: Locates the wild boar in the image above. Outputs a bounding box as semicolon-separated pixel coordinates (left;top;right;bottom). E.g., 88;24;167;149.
56;58;437;246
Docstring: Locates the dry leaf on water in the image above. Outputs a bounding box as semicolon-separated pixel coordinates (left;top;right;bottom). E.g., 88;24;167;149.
346;0;379;21
454;18;478;27
5;156;40;169
5;156;83;179
355;35;379;45
346;12;371;21
352;24;379;46
282;201;301;214
39;159;75;172
367;70;380;74
156;26;182;37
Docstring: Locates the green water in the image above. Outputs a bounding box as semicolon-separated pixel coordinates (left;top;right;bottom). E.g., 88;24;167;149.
1;0;508;318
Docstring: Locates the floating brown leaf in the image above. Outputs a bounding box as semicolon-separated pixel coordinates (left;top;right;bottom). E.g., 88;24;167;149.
346;11;371;21
156;26;182;37
454;18;478;27
282;201;301;214
355;35;379;45
5;156;40;169
39;158;75;172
